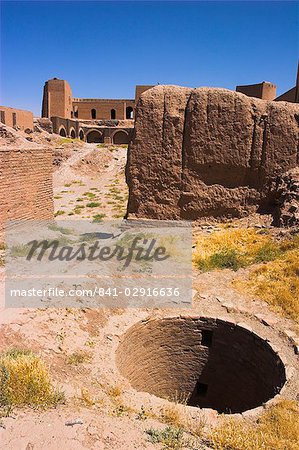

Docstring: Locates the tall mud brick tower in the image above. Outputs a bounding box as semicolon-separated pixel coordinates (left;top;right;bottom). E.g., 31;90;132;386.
42;78;72;119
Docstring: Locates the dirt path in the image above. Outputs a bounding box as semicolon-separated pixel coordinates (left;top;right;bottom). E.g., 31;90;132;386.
53;143;128;221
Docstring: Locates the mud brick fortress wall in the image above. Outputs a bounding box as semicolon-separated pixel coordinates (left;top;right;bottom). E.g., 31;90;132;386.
0;106;34;131
41;79;153;143
0;148;54;235
42;78;153;121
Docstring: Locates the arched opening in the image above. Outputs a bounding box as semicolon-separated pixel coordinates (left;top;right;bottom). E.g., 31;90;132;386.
79;130;84;140
91;109;96;119
111;109;116;119
126;106;133;119
86;130;103;143
74;107;78;118
70;129;76;139
113;130;129;145
59;127;67;137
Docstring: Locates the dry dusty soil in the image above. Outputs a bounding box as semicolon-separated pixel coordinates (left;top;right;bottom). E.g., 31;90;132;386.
0;131;298;450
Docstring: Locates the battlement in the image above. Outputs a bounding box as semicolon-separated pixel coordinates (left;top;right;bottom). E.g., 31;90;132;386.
42;79;154;121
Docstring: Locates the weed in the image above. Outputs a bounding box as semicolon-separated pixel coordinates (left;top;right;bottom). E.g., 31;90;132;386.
59;138;82;145
112;403;132;417
47;224;74;235
80;388;95;407
86;202;101;208
54;210;65;217
197;248;244;271
85;339;96;348
10;244;32;258
83;192;96;198
0;349;64;411
146;427;185;449
253;241;282;263
92;213;106;222
67;351;91;365
136;405;149;421
107;385;122;399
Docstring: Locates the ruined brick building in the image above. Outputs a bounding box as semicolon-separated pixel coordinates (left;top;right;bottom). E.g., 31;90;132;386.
41;79;154;144
40;65;299;144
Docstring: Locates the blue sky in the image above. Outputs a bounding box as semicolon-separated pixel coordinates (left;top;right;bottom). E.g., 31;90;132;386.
0;1;298;115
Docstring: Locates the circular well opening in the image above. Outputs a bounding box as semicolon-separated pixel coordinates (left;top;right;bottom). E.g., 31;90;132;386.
116;317;286;414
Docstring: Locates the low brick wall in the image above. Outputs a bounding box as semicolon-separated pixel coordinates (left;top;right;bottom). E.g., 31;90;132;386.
0;106;34;131
0;148;54;236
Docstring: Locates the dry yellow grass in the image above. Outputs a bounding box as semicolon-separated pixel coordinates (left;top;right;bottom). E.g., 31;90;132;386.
210;400;299;450
194;227;299;322
234;249;299;323
0;349;63;411
161;403;206;438
193;228;298;271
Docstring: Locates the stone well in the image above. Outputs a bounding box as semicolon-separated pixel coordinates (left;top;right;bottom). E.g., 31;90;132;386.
116;316;286;414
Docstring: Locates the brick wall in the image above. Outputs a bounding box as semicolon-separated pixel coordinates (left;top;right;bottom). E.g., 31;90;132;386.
0;148;54;235
236;82;276;100
42;79;72;119
0;106;34;131
72;99;135;120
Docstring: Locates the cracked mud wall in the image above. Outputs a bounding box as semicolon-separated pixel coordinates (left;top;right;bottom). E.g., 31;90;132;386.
126;86;299;219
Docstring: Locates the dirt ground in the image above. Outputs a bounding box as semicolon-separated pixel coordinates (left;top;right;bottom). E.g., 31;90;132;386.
0;128;298;450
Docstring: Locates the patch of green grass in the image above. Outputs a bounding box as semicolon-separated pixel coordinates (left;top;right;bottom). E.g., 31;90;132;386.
10;244;33;258
197;248;244;272
83;192;96;198
92;214;106;223
109;187;121;194
86;202;100;208
146;427;185;449
73;206;85;215
48;224;74;235
54;210;65;217
59;138;82;145
0;349;64;412
253;242;282;263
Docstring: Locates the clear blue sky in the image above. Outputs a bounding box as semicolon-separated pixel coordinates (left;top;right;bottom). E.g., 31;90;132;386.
0;1;298;116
